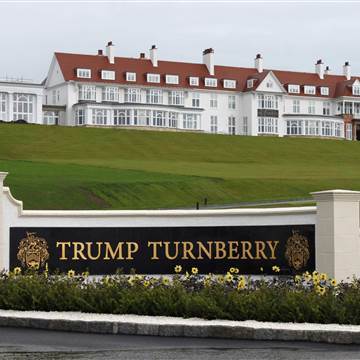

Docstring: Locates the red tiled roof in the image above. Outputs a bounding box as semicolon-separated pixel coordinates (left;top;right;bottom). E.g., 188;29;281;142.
54;52;360;98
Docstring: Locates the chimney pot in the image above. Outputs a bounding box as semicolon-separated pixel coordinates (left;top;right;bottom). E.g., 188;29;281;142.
140;52;145;59
315;59;324;79
97;49;103;55
254;54;263;73
151;45;157;50
343;61;351;80
106;41;115;64
345;61;350;66
149;45;158;67
203;48;214;55
316;59;323;65
107;41;113;46
256;53;262;59
202;48;215;75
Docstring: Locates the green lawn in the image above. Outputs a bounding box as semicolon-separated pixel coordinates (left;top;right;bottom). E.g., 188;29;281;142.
0;123;359;209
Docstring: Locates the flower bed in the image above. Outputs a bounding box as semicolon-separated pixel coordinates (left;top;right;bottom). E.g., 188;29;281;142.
1;266;360;325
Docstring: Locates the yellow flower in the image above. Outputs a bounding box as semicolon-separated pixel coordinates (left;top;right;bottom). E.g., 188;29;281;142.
191;267;198;275
67;270;75;278
312;271;318;276
237;280;246;290
229;267;236;273
294;275;302;283
81;271;89;278
174;265;182;273
316;286;326;296
272;265;280;273
204;279;211;287
162;277;170;285
313;278;320;286
128;276;135;286
225;272;234;282
238;275;245;282
143;280;150;287
234;268;239;274
320;273;327;281
217;275;224;284
13;267;21;276
185;271;190;279
304;274;312;282
330;278;337;287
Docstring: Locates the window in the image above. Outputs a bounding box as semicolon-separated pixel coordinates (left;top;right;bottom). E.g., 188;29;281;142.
147;73;160;83
266;81;273;89
322;121;332;136
323;102;331;116
76;68;91;78
346;123;353;140
204;78;217;87
308;100;316;114
247;79;255;88
293;99;300;113
210;93;217;108
287;120;302;135
101;70;115;80
288;84;300;94
258;117;278;134
242;116;248;135
335;122;342;137
92;109;107;125
304;120;319;136
320;87;329;96
189;77;199;86
228;116;236;135
126;72;136;82
102;87;119;102
223;79;236;89
125;88;141;103
133;109;151;126
43;111;59;125
191;92;200;107
146;89;163;104
355;103;360;116
168;112;178;128
353;85;360;96
52;90;56;104
13;94;34;121
165;75;179;85
168;91;184;106
0;93;7;120
345;102;353;115
228;95;236;109
113;109;131;125
304;86;316;95
75;108;85;125
210;115;218;133
257;94;278;109
183;113;200;129
152;111;167;127
79;85;96;101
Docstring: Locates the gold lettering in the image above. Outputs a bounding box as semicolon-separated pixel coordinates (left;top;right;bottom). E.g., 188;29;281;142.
255;241;267;260
126;242;139;260
86;242;102;260
228;241;240;259
182;242;196;259
214;241;227;259
104;242;125;260
241;241;253;259
267;241;279;260
164;242;179;260
197;241;213;259
56;241;71;260
148;241;162;260
72;242;87;260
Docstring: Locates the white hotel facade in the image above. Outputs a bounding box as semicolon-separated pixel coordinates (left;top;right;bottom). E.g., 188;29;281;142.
2;41;360;140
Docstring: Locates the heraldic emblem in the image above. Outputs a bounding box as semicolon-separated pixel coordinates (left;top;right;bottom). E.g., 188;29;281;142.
17;232;49;269
285;230;310;271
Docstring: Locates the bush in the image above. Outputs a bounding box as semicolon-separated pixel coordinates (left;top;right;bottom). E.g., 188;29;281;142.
0;267;358;324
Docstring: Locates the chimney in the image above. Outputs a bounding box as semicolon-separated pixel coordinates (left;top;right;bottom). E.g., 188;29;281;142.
150;45;158;67
343;61;351;80
315;59;324;79
324;66;330;75
203;48;214;76
139;52;146;59
255;54;263;73
106;41;115;64
97;49;103;56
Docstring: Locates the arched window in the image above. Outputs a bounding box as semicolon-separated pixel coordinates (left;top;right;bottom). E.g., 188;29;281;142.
13;93;34;122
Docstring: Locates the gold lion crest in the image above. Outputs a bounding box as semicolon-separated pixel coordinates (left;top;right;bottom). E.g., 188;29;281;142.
17;232;49;269
285;230;310;271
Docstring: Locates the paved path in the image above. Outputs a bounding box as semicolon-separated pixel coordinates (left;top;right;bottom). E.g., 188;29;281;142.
0;327;360;360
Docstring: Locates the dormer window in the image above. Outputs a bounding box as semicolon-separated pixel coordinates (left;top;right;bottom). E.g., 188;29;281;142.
205;78;217;87
101;70;115;80
304;85;316;95
353;85;360;96
247;79;255;88
147;73;160;83
77;68;91;78
223;79;236;89
189;77;199;86
320;87;329;96
165;75;179;85
126;72;136;82
288;84;300;94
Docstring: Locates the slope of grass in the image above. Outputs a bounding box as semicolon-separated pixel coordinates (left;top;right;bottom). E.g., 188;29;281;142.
0;123;360;209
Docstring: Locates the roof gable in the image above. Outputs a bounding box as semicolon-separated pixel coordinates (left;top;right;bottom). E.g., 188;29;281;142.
255;71;286;93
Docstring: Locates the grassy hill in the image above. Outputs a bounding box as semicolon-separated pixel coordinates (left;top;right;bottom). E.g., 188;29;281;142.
0;123;360;210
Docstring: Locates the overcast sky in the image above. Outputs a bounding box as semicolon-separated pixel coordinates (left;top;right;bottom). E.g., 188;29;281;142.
0;2;359;82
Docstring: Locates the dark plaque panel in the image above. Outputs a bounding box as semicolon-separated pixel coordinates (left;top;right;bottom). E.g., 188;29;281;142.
257;109;279;117
10;225;315;275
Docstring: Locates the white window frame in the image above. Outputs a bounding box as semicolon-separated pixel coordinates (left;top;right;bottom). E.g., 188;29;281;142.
304;85;316;95
323;101;331;116
204;78;217;87
76;68;91;79
258;117;278;134
102;87;119;102
125;88;141;103
147;73;160;83
308;100;316;114
113;109;131;126
92;109;108;125
79;85;96;101
247;79;255;88
165;75;179;85
168;91;184;106
210;115;218;133
101;70;115;80
0;92;7;120
320;87;329;96
353;85;360;96
293;99;300;113
189;77;199;86
146;89;163;104
13;93;34;122
210;93;217;108
228;95;236;109
191;92;200;108
183;113;199;129
126;72;136;82
223;79;236;89
228;116;236;135
288;84;300;94
75;108;85;125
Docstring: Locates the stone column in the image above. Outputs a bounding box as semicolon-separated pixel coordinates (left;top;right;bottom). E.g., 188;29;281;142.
0;172;8;271
312;190;360;281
